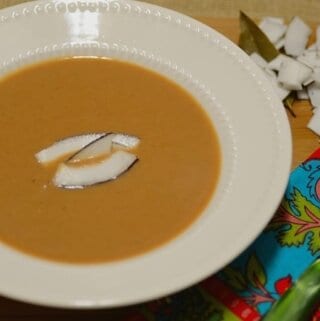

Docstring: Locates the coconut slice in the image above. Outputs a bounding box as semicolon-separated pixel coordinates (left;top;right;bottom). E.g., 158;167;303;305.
284;16;311;57
308;111;320;136
68;133;140;163
259;17;287;44
35;133;104;164
68;133;114;163
54;150;138;189
307;82;320;108
112;134;140;149
278;57;313;90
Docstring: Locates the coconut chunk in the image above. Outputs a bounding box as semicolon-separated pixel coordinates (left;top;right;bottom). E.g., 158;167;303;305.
69;133;114;163
268;54;291;71
303;75;315;87
313;106;320;114
307;111;320;136
274;82;290;101
307;82;320;108
35;133;104;164
284;16;312;57
313;68;320;85
54;151;138;189
278;57;313;90
317;25;320;51
262;17;285;25
298;51;320;69
297;89;309;100
306;43;317;52
275;38;285;50
259;17;287;44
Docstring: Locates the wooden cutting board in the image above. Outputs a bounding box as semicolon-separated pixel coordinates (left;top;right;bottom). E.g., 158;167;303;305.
0;17;318;321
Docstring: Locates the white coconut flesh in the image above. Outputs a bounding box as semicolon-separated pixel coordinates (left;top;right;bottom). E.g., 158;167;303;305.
278;57;312;90
112;134;140;149
308;83;320;108
306;43;317;52
36;133;140;164
275;38;285;50
66;133;140;163
284;16;311;57
35;133;104;164
68;133;115;163
259;17;287;44
36;132;140;188
298;51;320;69
313;69;320;85
268;54;291;72
54;150;138;189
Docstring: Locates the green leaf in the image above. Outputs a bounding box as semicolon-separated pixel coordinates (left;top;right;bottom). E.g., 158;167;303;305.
222;266;247;291
269;189;320;254
292;189;320;254
268;199;292;231
292;189;320;223
239;11;279;62
269;197;306;247
309;228;320;254
283;92;297;117
246;254;267;288
276;224;307;247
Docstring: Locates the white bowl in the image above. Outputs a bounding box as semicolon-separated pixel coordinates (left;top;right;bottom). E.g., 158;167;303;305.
0;0;291;308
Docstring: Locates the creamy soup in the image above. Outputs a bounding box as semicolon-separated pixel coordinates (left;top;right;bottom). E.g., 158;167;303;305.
0;58;221;263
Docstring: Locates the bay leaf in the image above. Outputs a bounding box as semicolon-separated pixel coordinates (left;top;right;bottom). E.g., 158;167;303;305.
239;11;279;62
283;92;297;117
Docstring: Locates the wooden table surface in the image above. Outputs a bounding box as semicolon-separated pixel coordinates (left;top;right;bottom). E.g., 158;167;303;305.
0;16;319;320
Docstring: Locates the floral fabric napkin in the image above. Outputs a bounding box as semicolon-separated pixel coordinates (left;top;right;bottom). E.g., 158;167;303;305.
122;148;320;321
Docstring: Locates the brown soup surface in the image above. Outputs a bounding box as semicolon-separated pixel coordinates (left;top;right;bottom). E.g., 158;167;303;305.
0;58;221;263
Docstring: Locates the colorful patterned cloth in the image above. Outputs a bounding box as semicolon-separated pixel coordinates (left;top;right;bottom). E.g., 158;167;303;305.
122;148;320;321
